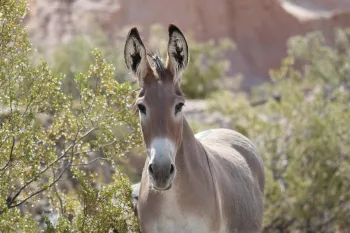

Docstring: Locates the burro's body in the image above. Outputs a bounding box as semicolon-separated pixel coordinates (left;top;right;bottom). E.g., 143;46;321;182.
124;24;265;233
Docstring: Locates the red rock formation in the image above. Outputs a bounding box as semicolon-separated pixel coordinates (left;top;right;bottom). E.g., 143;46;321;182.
25;0;350;89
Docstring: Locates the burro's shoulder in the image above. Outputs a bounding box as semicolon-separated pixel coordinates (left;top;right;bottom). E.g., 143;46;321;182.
195;128;254;148
196;128;265;192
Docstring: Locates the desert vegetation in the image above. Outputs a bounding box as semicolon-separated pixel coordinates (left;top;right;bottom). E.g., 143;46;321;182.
1;0;349;232
209;29;350;232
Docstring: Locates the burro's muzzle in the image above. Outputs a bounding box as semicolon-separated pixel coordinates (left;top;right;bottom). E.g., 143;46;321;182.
147;138;176;191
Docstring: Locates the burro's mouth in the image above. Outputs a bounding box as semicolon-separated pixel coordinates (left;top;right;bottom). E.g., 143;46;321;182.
149;173;175;192
153;183;172;191
149;169;175;191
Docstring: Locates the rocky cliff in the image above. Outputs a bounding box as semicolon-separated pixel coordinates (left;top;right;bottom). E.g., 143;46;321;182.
25;0;350;88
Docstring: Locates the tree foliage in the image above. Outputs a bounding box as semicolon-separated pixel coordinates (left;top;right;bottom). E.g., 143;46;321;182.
2;0;350;232
0;1;141;232
209;29;350;232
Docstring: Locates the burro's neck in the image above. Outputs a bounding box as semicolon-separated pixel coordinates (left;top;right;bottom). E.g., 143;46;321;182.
138;117;223;233
173;117;215;193
139;117;216;202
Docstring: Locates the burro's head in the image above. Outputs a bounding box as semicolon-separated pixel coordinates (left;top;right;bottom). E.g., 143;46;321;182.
124;24;189;191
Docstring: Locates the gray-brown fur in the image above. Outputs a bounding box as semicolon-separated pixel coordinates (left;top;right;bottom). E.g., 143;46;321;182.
124;24;265;233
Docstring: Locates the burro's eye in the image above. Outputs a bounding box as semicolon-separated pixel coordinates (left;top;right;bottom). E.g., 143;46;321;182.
137;104;146;114
175;102;184;114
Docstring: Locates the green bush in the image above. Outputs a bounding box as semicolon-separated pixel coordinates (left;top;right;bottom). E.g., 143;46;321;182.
145;24;236;98
4;0;350;232
50;31;130;99
0;1;141;232
47;24;236;100
181;37;235;99
208;29;350;232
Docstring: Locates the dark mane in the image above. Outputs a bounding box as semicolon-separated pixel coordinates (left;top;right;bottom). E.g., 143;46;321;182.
146;49;166;77
131;50;166;115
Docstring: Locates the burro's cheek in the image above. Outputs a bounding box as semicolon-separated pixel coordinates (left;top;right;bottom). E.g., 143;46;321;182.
140;124;152;147
172;119;183;149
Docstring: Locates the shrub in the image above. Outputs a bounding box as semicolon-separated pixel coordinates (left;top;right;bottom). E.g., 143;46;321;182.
208;29;350;232
47;24;236;100
0;1;141;232
181;37;235;99
145;24;236;98
50;31;130;99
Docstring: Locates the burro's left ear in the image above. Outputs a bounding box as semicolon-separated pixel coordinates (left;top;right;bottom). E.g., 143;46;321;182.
166;24;189;84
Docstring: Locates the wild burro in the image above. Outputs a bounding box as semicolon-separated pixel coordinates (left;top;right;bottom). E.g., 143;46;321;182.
124;24;265;233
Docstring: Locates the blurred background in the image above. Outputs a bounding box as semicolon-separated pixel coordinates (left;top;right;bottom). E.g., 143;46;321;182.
24;0;350;88
23;0;350;174
1;0;350;232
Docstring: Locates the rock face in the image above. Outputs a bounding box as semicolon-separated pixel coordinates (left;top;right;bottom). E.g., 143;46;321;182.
25;0;350;89
291;0;350;12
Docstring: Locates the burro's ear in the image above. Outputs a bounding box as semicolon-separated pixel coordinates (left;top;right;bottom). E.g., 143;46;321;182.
166;24;189;84
124;27;151;86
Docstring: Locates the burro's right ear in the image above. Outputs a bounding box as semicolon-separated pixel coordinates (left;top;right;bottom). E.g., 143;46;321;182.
124;27;151;86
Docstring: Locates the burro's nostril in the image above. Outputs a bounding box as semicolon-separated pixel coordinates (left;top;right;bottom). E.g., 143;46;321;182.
169;164;175;175
148;163;154;175
148;162;175;178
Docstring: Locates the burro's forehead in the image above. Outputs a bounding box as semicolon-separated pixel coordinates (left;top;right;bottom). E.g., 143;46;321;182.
138;77;184;106
146;80;174;99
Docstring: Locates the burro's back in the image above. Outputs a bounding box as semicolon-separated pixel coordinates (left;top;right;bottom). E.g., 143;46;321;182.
196;128;265;233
